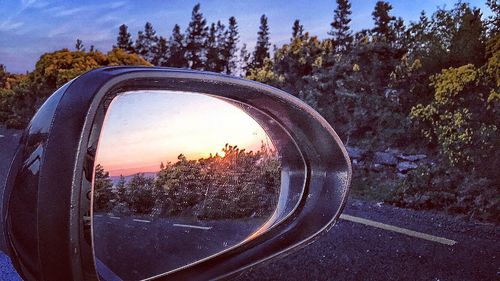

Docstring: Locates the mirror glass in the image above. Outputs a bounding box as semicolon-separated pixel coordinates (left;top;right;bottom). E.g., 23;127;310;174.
91;90;282;280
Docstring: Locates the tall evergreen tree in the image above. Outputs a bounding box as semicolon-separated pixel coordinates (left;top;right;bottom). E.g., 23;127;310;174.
449;8;486;67
93;164;114;211
205;23;218;71
223;16;239;74
75;39;84;51
115;24;134;53
329;0;353;53
372;1;396;42
167;24;188;67
486;0;500;35
135;22;159;63
185;3;208;69
214;21;227;72
116;174;127;203
154;36;169;66
239;43;251;76
292;19;304;39
252;14;271;69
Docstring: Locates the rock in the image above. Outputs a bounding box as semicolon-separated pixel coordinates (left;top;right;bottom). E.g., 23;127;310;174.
373;152;397;166
352;160;365;169
347;146;366;159
371;163;384;172
385;147;400;154
397;161;418;172
397;154;427;161
397;172;406;178
384;88;398;98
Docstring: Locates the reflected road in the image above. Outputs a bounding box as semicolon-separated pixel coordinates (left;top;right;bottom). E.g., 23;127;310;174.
93;214;266;280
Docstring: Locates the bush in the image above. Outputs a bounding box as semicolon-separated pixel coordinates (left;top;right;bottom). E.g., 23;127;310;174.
388;164;500;223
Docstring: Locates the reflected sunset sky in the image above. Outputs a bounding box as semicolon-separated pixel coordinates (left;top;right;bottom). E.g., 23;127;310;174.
96;90;272;176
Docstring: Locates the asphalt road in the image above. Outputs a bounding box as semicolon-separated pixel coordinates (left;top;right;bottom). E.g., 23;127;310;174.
93;214;266;280
0;128;498;281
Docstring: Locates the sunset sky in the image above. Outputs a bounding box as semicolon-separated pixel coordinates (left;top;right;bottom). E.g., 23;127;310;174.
95;90;272;176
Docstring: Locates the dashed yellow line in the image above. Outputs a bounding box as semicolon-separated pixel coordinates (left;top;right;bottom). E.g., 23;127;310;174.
340;214;457;246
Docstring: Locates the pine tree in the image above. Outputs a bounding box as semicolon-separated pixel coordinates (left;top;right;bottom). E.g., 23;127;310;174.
372;1;396;42
486;0;500;35
116;174;127;203
215;21;227;72
135;22;159;63
252;14;271;69
75;39;84;51
329;0;353;53
292;19;304;39
239;43;251;76
115;24;134;53
449;8;486;67
185;3;208;69
223;16;239;74
167;24;188;67
205;23;218;71
93;164;114;211
154;36;169;66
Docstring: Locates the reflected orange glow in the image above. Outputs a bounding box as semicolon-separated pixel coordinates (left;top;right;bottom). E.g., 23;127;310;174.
96;90;273;176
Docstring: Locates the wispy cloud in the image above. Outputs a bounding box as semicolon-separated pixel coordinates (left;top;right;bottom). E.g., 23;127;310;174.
19;0;49;11
109;1;126;9
45;2;127;18
54;7;87;17
0;20;24;32
20;0;37;8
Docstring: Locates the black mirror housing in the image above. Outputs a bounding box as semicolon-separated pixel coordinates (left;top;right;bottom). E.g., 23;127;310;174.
2;67;351;281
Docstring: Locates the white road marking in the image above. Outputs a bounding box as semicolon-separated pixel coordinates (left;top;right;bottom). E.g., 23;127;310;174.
109;216;121;220
340;214;457;246
94;215;103;217
133;219;151;223
173;223;212;230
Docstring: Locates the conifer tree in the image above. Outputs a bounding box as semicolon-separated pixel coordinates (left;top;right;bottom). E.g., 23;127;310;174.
329;0;353;53
372;1;396;42
116;174;127;203
292;19;304;39
115;24;134;53
167;24;188;67
223;16;239;74
252;14;271;69
185;3;208;69
154;36;169;66
449;8;486;67
75;39;84;51
205;23;218;71
135;22;159;63
239;43;251;76
215;21;227;72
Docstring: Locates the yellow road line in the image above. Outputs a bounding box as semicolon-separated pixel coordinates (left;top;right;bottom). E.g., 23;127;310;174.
340;214;457;246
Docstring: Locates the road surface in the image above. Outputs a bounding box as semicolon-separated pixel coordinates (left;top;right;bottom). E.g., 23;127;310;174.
0;128;498;280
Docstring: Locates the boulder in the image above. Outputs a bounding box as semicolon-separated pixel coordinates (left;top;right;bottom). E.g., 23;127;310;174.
346;146;366;159
373;152;397;166
371;163;385;172
397;154;427;161
397;161;418;172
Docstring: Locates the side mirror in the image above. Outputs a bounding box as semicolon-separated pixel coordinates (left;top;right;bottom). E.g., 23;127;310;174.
1;67;351;280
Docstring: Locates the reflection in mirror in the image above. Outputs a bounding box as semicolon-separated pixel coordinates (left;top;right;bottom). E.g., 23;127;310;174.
92;90;281;280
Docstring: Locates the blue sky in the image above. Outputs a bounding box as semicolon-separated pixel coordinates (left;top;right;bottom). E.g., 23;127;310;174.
0;0;493;73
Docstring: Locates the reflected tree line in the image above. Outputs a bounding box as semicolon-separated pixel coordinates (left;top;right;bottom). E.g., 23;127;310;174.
93;143;281;220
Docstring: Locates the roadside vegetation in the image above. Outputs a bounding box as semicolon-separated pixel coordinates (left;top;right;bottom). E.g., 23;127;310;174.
1;1;498;222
